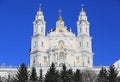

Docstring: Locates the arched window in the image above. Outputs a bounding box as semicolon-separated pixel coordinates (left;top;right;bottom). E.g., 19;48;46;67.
87;42;89;47
80;28;81;33
34;27;37;33
86;28;88;33
76;56;80;63
41;41;43;47
58;51;65;60
33;41;36;48
44;56;47;63
80;42;81;47
88;57;90;64
33;60;35;63
59;63;64;67
83;62;85;66
58;40;64;46
41;27;43;32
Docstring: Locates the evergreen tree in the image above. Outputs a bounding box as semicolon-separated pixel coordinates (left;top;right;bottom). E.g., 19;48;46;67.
60;64;68;82
82;70;96;82
30;67;37;81
108;65;118;82
66;69;74;82
11;77;17;82
44;62;60;82
0;76;2;82
116;76;120;82
38;68;43;82
7;74;11;82
74;69;82;82
12;63;28;82
96;67;108;82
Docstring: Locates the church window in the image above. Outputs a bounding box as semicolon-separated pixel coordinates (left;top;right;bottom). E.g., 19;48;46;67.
34;27;37;33
86;28;87;33
59;29;63;32
33;60;35;64
76;56;80;63
88;57;90;64
87;42;89;47
41;27;43;32
58;51;65;60
41;41;43;47
80;28;81;33
80;42;81;47
59;63;64;67
33;41;36;48
83;62;85;66
58;40;64;46
44;56;47;63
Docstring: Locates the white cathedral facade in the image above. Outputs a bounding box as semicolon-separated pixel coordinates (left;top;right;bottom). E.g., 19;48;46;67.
0;5;120;79
30;6;93;68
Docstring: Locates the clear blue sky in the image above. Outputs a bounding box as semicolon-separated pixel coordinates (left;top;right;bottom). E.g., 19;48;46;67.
0;0;120;66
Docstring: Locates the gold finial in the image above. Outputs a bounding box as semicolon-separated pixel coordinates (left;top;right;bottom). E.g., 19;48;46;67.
81;4;84;11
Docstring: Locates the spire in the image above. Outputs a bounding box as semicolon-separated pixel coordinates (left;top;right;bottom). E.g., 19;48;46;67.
81;4;84;11
35;3;44;21
56;9;65;28
80;4;86;16
37;3;43;15
33;4;46;36
77;4;90;36
38;3;42;11
58;9;63;21
78;4;88;21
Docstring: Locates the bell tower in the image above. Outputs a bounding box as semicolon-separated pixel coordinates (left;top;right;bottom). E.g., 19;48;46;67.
77;4;90;36
77;4;93;67
33;7;46;36
30;6;46;67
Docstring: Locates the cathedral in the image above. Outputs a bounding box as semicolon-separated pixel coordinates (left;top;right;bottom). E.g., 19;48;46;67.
30;6;93;68
0;5;120;79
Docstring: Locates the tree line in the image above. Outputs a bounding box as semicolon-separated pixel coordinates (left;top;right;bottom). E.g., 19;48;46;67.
0;63;120;82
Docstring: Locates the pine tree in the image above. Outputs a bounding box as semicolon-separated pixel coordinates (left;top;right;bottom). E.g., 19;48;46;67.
30;67;37;81
96;67;108;82
108;65;118;82
60;64;68;82
11;77;17;82
0;76;2;82
116;76;120;82
44;62;60;82
38;68;43;82
74;69;82;82
7;74;11;82
82;70;96;82
12;63;28;82
66;69;74;82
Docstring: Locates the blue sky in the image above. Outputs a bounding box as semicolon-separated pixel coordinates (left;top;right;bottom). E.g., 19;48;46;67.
0;0;120;66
